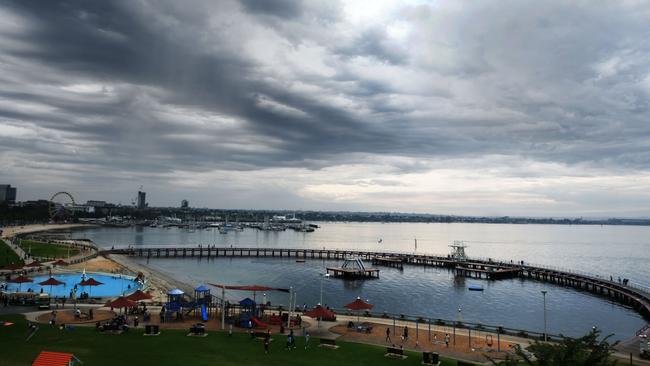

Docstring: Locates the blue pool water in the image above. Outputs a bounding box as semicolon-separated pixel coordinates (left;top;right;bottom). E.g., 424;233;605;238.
4;273;142;298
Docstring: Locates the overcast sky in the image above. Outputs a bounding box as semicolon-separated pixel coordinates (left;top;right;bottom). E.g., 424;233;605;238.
1;0;650;216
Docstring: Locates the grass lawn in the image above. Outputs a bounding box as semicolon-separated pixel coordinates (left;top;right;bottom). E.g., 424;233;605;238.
0;314;464;366
0;239;23;267
18;240;79;259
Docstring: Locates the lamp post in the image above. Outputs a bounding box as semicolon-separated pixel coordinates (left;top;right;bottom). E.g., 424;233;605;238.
319;273;330;306
541;290;548;342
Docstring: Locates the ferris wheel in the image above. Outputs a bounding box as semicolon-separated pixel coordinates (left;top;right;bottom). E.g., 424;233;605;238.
49;191;76;222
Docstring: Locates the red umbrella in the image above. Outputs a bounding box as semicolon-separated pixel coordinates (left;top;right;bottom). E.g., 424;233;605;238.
79;278;103;298
25;260;44;268
39;277;65;295
126;290;153;302
2;263;24;271
305;305;336;321
209;284;290;302
9;275;33;292
106;296;137;309
345;297;374;322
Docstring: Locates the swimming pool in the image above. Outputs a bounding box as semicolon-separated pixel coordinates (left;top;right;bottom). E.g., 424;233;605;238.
3;273;143;298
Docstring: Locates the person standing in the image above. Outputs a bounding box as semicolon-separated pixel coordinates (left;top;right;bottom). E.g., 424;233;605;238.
264;332;270;354
385;327;391;342
444;333;450;347
403;326;409;342
304;331;310;349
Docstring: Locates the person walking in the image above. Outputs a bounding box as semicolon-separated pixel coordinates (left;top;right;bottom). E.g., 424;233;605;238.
304;331;310;349
403;326;409;342
444;333;450;347
264;332;270;354
286;331;293;350
385;327;391;342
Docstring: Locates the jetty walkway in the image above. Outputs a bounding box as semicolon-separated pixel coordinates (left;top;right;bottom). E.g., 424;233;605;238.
104;246;650;322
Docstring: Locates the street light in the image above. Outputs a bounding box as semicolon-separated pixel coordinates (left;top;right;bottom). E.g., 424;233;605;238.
541;290;548;342
320;273;330;306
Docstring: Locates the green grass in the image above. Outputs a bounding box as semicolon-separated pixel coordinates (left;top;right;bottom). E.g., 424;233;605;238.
0;239;23;267
18;240;79;259
0;314;463;366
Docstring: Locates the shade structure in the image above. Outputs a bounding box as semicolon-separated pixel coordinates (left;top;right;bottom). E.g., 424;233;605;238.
167;288;184;295
239;297;256;307
194;284;210;292
126;289;152;302
9;275;33;292
25;260;44;268
345;297;374;311
79;277;103;298
345;297;374;322
2;263;24;271
52;259;69;266
209;284;289;302
106;296;138;309
39;277;65;296
305;305;336;321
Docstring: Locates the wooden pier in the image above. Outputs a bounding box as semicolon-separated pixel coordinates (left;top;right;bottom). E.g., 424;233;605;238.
454;263;522;280
371;256;404;269
104;246;650;321
326;266;380;279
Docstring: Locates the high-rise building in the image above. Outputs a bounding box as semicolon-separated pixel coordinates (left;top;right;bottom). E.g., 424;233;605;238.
137;191;146;210
181;199;189;208
0;184;17;204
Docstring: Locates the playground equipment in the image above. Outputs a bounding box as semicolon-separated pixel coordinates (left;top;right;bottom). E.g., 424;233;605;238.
164;286;220;322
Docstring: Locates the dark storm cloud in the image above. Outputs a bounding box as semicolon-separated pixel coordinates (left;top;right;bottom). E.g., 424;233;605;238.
239;0;304;18
2;0;650;212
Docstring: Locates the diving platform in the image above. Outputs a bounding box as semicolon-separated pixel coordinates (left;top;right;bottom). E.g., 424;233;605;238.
326;257;379;279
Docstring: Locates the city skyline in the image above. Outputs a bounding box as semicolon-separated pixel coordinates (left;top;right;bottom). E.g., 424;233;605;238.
2;1;650;217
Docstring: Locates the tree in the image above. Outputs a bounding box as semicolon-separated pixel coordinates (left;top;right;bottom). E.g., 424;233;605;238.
486;328;619;366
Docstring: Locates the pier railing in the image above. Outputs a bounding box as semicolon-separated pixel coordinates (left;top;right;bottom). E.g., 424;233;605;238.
107;244;650;292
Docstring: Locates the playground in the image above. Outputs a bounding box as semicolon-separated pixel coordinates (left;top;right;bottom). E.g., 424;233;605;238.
150;284;305;334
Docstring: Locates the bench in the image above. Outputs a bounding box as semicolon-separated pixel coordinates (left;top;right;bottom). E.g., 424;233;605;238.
457;361;479;366
385;346;407;359
188;323;207;337
144;324;160;336
422;352;440;365
318;338;339;349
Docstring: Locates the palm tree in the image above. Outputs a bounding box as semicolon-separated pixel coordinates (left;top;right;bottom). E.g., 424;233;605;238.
486;328;619;366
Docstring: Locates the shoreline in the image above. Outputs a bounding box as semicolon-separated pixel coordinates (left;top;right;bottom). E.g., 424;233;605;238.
0;223;99;239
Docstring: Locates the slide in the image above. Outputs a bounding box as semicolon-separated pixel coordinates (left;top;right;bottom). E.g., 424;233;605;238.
201;304;208;322
251;316;268;329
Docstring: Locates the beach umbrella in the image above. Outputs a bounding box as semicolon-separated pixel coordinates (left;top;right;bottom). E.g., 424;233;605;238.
38;277;65;295
345;297;374;322
126;290;153;302
79;277;103;298
25;260;43;268
2;263;24;271
9;275;33;292
106;296;138;310
52;259;69;266
305;305;336;320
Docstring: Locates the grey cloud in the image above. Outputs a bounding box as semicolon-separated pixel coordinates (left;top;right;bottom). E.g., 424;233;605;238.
2;0;650;213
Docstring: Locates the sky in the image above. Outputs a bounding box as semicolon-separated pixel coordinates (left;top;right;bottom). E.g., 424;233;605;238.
1;0;650;217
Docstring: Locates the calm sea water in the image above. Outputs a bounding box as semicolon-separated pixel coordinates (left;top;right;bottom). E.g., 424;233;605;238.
72;222;650;340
